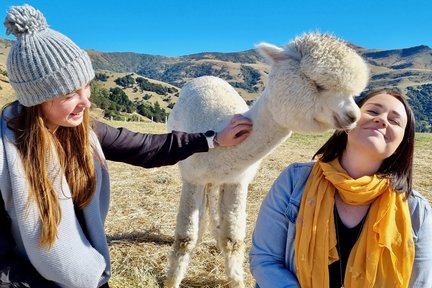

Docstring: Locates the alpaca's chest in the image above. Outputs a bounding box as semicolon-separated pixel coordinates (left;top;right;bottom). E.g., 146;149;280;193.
178;152;261;185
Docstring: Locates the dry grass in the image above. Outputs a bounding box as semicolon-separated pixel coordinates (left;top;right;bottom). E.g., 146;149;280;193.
102;121;431;288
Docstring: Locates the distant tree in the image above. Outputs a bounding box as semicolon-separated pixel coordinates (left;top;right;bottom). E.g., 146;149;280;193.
136;101;153;119
136;77;171;95
167;87;179;93
135;100;167;123
114;75;135;88
109;87;134;112
416;120;432;133
232;65;261;92
94;72;109;82
151;101;167;122
406;84;432;131
90;81;111;109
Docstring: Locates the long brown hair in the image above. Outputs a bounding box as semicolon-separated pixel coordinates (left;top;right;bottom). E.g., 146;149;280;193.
313;90;416;195
7;101;97;248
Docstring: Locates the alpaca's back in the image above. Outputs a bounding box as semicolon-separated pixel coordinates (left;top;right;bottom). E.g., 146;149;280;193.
168;76;249;134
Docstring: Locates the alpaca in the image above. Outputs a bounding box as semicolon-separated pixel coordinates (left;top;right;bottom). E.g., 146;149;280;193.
164;33;369;288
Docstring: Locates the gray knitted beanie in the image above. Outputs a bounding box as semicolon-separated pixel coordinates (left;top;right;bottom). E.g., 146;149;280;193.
4;4;95;107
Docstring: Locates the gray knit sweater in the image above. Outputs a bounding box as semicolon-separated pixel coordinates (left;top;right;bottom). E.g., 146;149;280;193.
0;104;111;288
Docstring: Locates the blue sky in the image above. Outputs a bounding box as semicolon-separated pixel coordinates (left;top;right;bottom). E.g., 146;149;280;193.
1;0;431;56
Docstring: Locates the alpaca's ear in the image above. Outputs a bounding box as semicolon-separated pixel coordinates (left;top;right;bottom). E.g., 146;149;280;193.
256;42;285;63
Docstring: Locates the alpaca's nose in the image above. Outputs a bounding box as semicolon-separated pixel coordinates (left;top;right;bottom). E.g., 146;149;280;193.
346;110;360;123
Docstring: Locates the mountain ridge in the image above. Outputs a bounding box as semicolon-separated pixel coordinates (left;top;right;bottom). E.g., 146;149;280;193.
0;37;431;130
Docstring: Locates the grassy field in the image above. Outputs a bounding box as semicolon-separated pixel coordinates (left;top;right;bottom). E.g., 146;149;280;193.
103;120;432;288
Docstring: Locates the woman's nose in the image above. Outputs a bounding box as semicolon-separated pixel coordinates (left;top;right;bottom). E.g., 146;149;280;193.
374;117;388;127
78;93;91;108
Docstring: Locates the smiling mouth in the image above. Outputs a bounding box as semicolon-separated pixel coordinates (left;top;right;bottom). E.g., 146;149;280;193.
368;128;387;139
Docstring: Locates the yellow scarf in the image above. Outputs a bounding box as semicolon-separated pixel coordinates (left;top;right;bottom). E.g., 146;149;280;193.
294;159;414;288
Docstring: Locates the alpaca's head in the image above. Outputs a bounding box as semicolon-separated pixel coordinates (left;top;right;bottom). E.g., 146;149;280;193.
256;33;369;133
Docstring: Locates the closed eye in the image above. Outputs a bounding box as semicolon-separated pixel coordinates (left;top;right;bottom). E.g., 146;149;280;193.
366;109;378;115
65;93;78;100
315;83;326;92
60;92;79;102
389;118;401;126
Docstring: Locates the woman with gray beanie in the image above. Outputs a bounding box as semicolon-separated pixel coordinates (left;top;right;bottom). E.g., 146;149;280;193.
0;4;252;288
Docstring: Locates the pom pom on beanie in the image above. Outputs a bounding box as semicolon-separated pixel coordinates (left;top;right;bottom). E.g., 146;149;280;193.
4;4;48;36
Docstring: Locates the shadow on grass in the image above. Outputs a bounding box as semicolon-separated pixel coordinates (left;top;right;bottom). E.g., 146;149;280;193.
107;230;174;245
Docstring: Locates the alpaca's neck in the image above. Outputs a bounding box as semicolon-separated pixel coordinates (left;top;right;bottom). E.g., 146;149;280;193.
229;91;292;163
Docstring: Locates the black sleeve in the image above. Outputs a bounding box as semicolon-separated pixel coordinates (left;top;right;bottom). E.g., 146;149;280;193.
0;193;13;257
92;120;209;168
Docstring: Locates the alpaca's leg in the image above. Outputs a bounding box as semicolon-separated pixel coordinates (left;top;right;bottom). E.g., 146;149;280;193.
207;183;222;249
165;181;206;288
197;184;217;244
218;183;248;288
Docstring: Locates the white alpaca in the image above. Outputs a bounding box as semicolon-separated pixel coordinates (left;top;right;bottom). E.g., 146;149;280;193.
165;33;369;288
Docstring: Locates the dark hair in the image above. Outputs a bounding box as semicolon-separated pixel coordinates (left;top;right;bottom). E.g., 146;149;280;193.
313;90;416;195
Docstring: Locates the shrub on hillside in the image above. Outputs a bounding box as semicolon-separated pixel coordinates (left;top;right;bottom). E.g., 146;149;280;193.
95;72;109;82
136;100;167;123
407;84;432;132
136;77;173;95
232;65;261;92
90;81;168;122
114;74;135;88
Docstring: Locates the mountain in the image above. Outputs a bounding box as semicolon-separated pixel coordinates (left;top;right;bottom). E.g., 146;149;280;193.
0;37;431;130
88;43;432;130
363;45;432;90
87;48;267;101
88;44;432;92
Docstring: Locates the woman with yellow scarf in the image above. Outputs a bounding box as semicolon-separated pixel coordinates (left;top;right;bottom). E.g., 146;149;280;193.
250;90;432;288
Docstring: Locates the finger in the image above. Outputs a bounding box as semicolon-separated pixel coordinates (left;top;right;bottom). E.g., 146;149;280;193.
234;114;251;121
232;125;253;135
230;114;251;125
233;132;250;144
234;130;250;138
231;120;253;128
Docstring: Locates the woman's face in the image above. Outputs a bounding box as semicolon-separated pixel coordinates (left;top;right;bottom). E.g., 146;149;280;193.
40;83;91;132
346;93;408;161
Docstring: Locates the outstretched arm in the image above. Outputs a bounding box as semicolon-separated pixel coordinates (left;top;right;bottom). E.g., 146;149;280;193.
92;114;252;168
